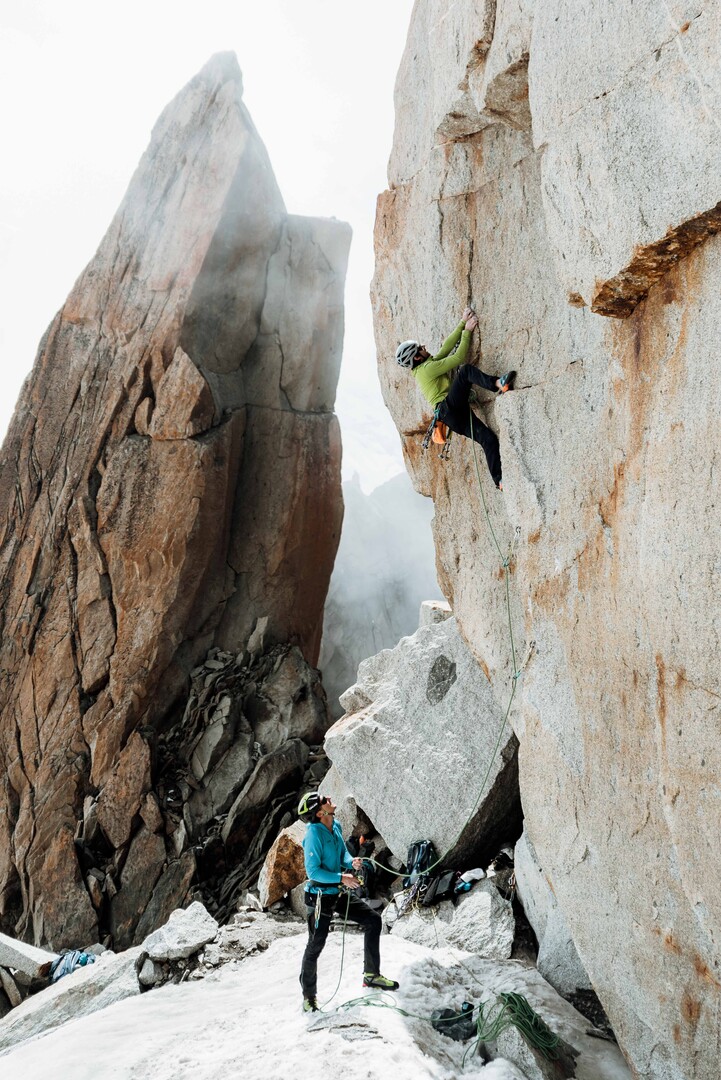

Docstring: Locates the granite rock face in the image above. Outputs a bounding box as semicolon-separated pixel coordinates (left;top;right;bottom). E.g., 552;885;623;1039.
325;614;521;867
373;3;721;1077
0;54;349;951
390;880;515;960
514;831;591;997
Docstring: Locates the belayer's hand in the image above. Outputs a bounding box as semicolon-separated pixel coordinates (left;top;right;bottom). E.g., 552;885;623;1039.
341;872;361;889
465;314;478;332
351;857;363;871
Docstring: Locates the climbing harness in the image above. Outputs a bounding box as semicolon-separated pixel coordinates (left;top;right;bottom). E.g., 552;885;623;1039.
422;405;453;459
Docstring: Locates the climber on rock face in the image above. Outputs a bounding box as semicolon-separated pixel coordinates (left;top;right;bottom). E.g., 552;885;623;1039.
297;791;399;1013
396;307;515;490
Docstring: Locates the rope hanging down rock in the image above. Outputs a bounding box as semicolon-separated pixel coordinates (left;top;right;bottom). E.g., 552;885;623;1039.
367;401;534;883
319;402;536;1028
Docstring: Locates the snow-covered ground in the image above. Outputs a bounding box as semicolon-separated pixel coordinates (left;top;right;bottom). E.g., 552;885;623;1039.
1;929;629;1080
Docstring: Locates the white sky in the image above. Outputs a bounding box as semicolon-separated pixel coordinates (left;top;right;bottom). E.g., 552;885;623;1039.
0;0;415;492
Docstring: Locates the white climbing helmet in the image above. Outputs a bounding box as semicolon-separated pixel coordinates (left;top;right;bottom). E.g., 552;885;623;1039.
395;340;420;368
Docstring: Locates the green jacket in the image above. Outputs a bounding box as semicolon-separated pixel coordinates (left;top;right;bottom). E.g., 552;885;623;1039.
412;321;471;407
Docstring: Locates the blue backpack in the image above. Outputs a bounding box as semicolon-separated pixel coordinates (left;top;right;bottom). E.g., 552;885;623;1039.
403;839;437;887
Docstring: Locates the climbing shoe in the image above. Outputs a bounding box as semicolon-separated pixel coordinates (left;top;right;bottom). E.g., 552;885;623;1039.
497;370;516;393
302;996;319;1013
363;973;399;991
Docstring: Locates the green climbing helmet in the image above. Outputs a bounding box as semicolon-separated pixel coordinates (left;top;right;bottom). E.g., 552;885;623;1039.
298;791;321;823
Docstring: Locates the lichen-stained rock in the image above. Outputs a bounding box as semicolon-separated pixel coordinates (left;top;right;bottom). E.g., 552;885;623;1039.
257;821;307;909
0;53;349;950
326;615;521;866
374;3;721;1076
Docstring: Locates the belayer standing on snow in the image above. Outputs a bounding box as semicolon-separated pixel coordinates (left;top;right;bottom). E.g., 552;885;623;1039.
297;791;399;1013
396;307;515;489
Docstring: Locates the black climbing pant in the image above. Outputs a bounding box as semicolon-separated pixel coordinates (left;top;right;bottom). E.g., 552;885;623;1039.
300;891;382;998
437;364;502;486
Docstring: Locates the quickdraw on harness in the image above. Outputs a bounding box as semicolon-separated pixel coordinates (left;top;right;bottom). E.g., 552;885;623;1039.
422;404;452;460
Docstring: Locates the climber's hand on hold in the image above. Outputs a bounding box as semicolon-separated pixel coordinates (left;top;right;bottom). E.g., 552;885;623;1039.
462;306;474;321
465;314;478;332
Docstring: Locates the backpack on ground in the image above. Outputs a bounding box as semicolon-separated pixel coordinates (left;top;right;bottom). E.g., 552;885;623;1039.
403;840;437;888
420;870;459;907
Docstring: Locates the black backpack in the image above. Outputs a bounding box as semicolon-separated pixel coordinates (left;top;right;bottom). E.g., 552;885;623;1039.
420;870;459;907
403;840;437;887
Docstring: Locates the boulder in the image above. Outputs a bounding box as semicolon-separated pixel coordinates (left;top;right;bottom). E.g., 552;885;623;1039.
0;946;142;1054
320;765;373;840
289;883;309;919
257;821;307;908
326;616;521;866
492;1025;580;1080
137;956;162;988
0;51;348;948
419;600;452;627
0;967;22;1008
391;880;514;960
514;832;591;996
0;932;57;978
141;901;218;962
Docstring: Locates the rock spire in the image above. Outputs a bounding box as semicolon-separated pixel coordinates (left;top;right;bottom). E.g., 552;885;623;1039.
0;53;349;948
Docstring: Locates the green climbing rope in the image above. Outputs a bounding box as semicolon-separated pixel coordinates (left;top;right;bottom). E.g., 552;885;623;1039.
325;399;538;1048
368;402;533;883
462;992;560;1066
316;890;351;1010
334;989;559;1065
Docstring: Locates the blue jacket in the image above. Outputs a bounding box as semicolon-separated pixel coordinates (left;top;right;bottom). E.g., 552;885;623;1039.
303;819;354;895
